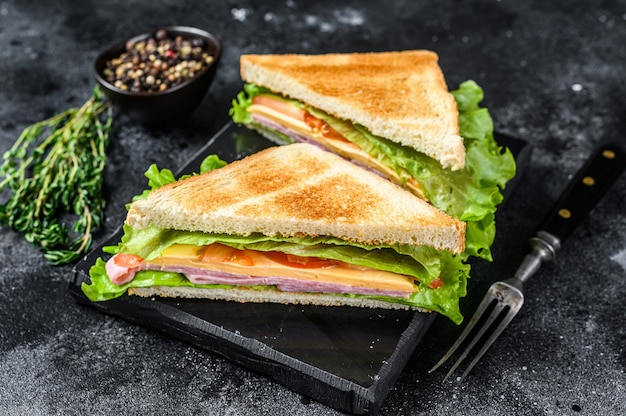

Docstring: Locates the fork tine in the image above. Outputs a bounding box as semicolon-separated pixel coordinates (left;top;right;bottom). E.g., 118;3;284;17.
455;305;522;382
431;280;526;382
441;297;508;381
428;291;497;374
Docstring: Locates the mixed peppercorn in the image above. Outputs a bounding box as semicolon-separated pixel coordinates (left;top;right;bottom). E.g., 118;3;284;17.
102;29;214;93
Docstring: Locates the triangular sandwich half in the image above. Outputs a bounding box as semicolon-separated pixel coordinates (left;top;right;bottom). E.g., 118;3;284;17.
83;143;470;323
230;50;516;263
236;50;464;170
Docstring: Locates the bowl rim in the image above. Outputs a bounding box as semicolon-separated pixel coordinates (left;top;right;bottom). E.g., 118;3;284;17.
93;25;222;97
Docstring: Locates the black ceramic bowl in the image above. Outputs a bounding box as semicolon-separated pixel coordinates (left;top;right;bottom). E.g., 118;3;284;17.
93;26;222;125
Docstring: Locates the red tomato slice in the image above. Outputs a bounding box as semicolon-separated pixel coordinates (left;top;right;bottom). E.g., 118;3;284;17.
265;251;337;269
302;112;349;142
113;253;144;268
429;277;443;290
225;251;255;266
201;243;335;269
201;244;255;266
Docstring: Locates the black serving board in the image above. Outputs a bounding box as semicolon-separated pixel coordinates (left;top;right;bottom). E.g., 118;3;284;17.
70;122;530;415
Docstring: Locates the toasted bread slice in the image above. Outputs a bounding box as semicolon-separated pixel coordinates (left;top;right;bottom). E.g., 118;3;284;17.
126;143;465;253
240;50;465;170
128;286;425;311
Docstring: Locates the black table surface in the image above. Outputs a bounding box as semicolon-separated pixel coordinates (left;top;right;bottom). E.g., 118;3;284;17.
1;1;625;415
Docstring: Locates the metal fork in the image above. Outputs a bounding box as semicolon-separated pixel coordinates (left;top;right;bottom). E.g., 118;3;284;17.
429;142;626;383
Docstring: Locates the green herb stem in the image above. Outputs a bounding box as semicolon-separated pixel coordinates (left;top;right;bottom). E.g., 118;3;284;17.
0;86;113;265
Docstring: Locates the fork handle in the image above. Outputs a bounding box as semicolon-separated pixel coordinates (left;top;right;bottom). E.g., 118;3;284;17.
538;143;626;245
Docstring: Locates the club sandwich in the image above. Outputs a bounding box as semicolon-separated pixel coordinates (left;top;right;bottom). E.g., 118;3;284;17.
83;144;470;323
229;50;516;262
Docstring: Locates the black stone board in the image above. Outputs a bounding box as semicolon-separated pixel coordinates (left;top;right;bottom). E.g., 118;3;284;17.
69;122;530;415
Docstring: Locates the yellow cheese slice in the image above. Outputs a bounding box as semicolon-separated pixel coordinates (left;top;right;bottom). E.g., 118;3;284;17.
148;244;418;293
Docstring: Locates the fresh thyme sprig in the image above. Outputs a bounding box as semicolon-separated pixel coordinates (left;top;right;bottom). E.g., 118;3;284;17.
0;86;113;265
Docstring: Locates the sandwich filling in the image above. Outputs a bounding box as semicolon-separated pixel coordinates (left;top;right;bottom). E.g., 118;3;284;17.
105;243;418;298
230;80;517;263
85;222;469;324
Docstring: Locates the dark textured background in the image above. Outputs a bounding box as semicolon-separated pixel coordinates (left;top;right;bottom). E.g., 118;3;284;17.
1;1;625;415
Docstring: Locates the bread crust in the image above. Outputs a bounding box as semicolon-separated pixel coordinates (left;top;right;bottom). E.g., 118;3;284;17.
126;143;466;253
128;286;427;312
240;50;465;170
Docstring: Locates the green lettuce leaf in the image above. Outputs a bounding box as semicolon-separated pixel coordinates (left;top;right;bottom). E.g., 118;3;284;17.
130;155;228;205
229;83;259;124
